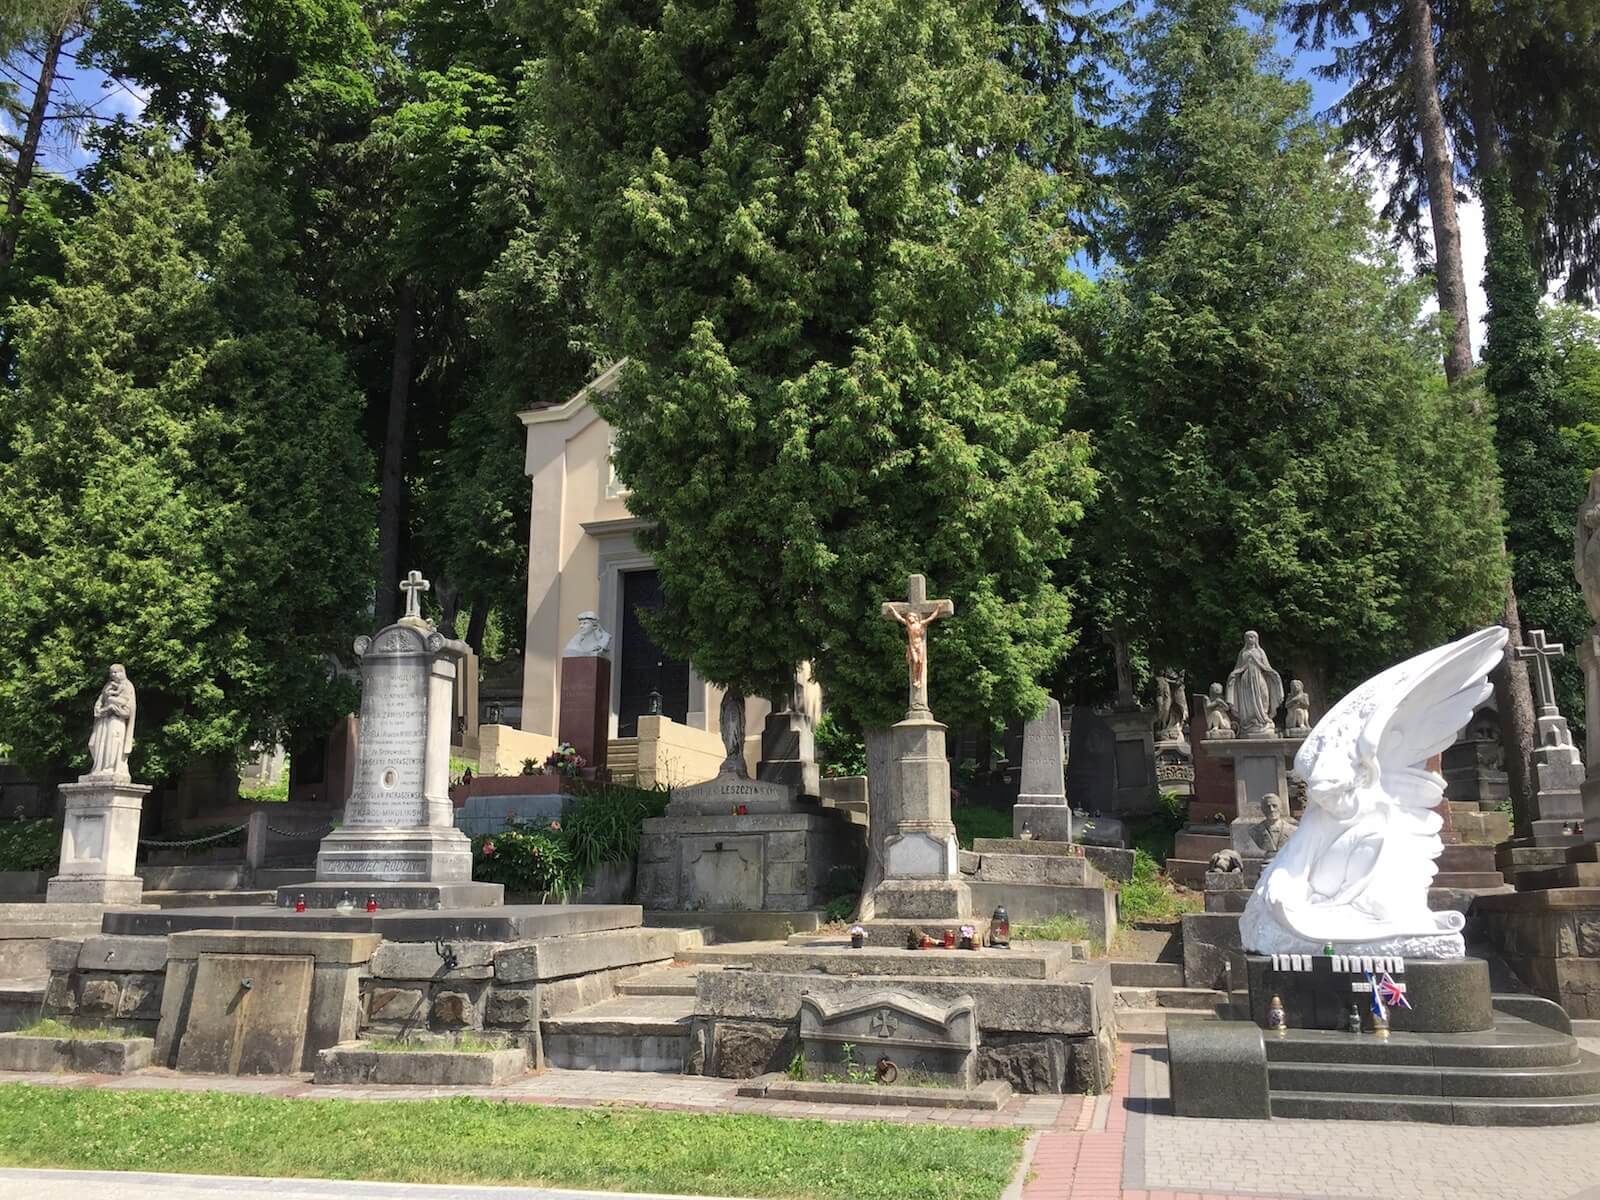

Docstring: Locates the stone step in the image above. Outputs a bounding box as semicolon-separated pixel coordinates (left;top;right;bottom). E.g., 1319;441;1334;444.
0;978;44;1033
1113;986;1227;1011
682;942;1074;979
1270;1087;1600;1125
1515;861;1600;891
540;993;694;1072
645;910;820;943
1432;872;1508;890
1110;960;1185;988
1269;1051;1600;1099
1115;1006;1218;1040
618;964;720;997
1164;858;1208;890
1439;843;1497;871
1262;1022;1581;1069
970;852;1102;888
144;890;277;909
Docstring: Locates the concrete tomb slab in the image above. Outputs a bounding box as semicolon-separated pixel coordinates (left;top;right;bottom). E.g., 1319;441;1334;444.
800;989;978;1087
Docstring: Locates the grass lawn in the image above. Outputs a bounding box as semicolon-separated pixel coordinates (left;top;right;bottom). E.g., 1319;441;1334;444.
0;1084;1025;1200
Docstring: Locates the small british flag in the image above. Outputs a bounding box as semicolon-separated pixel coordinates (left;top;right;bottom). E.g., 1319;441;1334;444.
1377;972;1411;1010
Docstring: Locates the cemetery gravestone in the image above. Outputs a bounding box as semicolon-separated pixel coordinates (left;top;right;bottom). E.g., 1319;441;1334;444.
799;990;979;1087
1013;697;1070;841
289;572;503;910
1515;630;1586;843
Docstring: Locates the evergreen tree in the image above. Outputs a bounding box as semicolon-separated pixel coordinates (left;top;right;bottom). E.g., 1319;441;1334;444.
1082;0;1505;698
523;0;1096;732
0;131;373;778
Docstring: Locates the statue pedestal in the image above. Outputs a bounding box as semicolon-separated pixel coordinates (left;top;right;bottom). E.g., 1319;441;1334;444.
47;778;150;905
1199;736;1305;819
869;714;971;924
557;654;611;779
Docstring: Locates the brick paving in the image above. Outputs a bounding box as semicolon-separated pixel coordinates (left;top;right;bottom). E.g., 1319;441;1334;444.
1;1037;1599;1198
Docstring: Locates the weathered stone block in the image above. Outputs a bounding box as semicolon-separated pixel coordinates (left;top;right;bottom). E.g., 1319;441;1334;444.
368;986;427;1024
371;940;500;981
430;989;479;1028
800;990;977;1087
484;987;538;1027
117;977;161;1019
493;928;679;983
712;1020;793;1078
78;978;120;1016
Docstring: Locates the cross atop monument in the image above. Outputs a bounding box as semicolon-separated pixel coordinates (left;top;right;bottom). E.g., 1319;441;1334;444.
881;573;954;718
399;570;430;622
1515;628;1566;715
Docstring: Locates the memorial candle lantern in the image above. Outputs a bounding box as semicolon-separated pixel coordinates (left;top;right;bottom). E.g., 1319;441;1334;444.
366;894;378;913
294;893;306;913
989;906;1010;948
943;928;956;949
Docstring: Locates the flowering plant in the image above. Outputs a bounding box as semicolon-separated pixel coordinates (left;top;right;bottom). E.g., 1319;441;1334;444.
470;819;581;898
543;743;587;778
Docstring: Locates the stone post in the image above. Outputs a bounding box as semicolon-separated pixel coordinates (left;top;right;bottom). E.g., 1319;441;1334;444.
244;811;269;885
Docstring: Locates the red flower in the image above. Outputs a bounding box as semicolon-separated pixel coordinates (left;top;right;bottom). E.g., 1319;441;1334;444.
481;841;496;857
549;819;562;832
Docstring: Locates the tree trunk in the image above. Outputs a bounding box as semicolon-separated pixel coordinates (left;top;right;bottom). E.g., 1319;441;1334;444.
853;726;898;921
0;23;65;274
1464;38;1539;833
465;603;488;656
1403;0;1474;382
376;278;418;626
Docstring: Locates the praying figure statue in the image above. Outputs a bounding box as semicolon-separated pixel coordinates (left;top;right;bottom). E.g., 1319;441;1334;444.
1283;679;1312;737
1226;631;1284;738
87;664;137;780
1204;682;1235;738
718;690;747;778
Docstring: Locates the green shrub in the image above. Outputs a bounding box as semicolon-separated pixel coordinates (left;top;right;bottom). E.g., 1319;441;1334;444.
815;711;866;778
1116;848;1200;923
239;774;289;803
952;805;1011;849
0;819;60;871
560;782;669;875
824;893;859;923
470;822;583;898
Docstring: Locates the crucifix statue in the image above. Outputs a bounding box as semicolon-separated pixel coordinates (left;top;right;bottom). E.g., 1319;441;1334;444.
399;570;430;622
881;574;954;718
1514;628;1566;716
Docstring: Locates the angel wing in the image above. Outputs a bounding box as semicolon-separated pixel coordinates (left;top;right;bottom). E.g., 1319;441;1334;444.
1296;625;1507;816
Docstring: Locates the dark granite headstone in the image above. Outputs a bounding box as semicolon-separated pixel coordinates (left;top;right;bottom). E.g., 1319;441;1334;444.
1066;706;1115;813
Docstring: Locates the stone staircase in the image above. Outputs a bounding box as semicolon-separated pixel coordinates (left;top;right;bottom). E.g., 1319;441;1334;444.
1262;1013;1600;1124
541;961;712;1071
1111;960;1227;1041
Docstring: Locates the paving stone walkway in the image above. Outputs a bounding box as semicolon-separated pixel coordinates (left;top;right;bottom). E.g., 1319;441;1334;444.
0;1037;1598;1199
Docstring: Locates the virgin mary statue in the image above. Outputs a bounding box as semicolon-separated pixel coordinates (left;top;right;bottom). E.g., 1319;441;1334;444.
87;664;136;780
1225;632;1283;738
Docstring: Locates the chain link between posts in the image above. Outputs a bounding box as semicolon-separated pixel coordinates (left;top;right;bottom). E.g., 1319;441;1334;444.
136;823;249;849
266;823;334;840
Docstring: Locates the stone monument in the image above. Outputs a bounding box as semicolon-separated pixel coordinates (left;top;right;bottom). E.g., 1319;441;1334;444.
1231;791;1297;861
865;574;971;926
1283;679;1312;737
288;571;502;909
47;665;151;905
1204;683;1234;738
557;611;612;779
1013;696;1070;841
1100;634;1157;816
1515;629;1586;844
757;670;821;797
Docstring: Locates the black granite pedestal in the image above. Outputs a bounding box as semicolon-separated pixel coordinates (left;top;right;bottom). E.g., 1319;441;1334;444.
1243;954;1493;1034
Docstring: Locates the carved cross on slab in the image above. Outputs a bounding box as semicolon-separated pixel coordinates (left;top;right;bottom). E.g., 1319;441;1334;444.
400;570;430;622
1515;628;1565;715
881;574;954;718
870;1008;898;1038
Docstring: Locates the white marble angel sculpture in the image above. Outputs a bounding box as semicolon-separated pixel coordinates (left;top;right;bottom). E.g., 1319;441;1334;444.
1239;626;1507;959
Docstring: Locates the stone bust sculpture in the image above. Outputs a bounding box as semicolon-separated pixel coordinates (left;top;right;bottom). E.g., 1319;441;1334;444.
1248;791;1297;858
1204;682;1235;738
87;664;137;780
563;611;612;659
1226;631;1285;738
1283;679;1312;737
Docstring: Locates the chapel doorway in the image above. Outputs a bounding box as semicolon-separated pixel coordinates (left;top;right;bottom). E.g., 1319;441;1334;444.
616;569;690;736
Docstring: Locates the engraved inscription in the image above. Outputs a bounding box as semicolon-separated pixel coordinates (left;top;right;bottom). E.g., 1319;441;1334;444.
346;655;428;828
321;857;427;878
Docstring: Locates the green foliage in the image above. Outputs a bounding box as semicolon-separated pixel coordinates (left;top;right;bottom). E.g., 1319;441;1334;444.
1482;172;1590;721
559;783;670;876
470;821;582;899
0;819;60;871
14;1020;119;1041
0;130;372;780
525;0;1096;731
0;1085;1026;1200
815;711;867;779
1011;914;1090;942
824;893;859;924
952;806;1012;850
1073;0;1505;697
1116;848;1200;923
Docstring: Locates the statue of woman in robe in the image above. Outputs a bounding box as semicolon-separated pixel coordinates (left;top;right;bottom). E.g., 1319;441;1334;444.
1225;631;1284;738
718;690;747;778
87;664;136;780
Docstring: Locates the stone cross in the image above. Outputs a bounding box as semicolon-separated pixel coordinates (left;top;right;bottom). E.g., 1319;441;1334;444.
399;570;430;622
1515;629;1565;715
881;574;954;718
870;1008;898;1038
